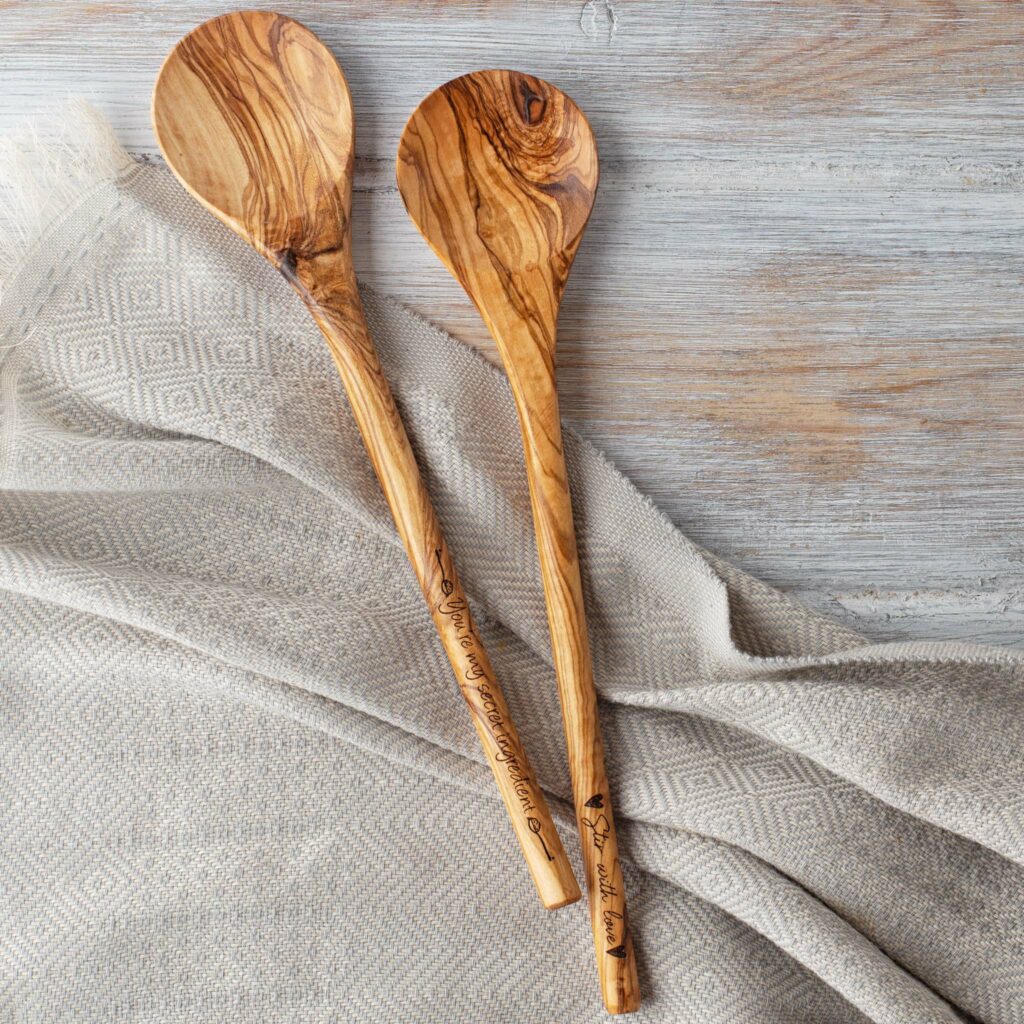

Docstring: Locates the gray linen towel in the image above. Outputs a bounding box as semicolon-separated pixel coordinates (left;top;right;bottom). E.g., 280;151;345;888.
2;109;1023;1024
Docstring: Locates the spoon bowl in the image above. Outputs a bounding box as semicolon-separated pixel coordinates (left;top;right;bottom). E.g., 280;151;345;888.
397;70;598;368
154;10;352;265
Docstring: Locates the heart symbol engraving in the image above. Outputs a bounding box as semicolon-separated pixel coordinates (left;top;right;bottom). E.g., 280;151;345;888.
585;793;604;808
607;944;627;959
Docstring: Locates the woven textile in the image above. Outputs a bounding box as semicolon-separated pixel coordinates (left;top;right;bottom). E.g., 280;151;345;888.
2;114;1023;1024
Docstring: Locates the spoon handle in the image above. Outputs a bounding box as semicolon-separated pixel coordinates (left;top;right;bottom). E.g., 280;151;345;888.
505;355;641;1013
283;250;580;911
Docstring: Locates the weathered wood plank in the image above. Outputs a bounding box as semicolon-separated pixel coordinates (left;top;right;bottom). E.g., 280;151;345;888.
2;0;1022;645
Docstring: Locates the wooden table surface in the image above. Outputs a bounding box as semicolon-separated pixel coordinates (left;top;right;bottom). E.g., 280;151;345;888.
3;1;1023;647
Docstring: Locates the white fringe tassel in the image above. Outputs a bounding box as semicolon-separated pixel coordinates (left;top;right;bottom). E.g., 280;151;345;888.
0;99;132;308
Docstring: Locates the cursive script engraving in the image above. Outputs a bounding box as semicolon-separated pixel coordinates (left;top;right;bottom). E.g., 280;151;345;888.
603;910;624;950
477;682;537;814
596;860;618;902
581;811;610;855
583;803;627;948
436;594;488;676
433;549;542;824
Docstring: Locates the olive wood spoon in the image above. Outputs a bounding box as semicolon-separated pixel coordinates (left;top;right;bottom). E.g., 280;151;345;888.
397;71;640;1014
153;13;579;911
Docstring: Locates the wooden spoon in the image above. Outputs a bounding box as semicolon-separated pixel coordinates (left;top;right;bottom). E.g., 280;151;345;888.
153;13;580;912
398;71;640;1014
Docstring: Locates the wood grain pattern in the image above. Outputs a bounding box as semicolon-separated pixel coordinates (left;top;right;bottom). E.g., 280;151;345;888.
6;1;1021;649
398;71;639;1015
152;10;581;913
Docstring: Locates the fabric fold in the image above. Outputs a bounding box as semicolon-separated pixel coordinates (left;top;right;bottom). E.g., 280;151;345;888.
2;109;1022;1023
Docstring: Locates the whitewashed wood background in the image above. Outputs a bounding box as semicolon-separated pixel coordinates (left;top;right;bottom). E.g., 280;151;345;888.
3;0;1022;646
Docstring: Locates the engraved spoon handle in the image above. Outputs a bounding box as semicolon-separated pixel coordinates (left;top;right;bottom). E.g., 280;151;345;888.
285;249;581;910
